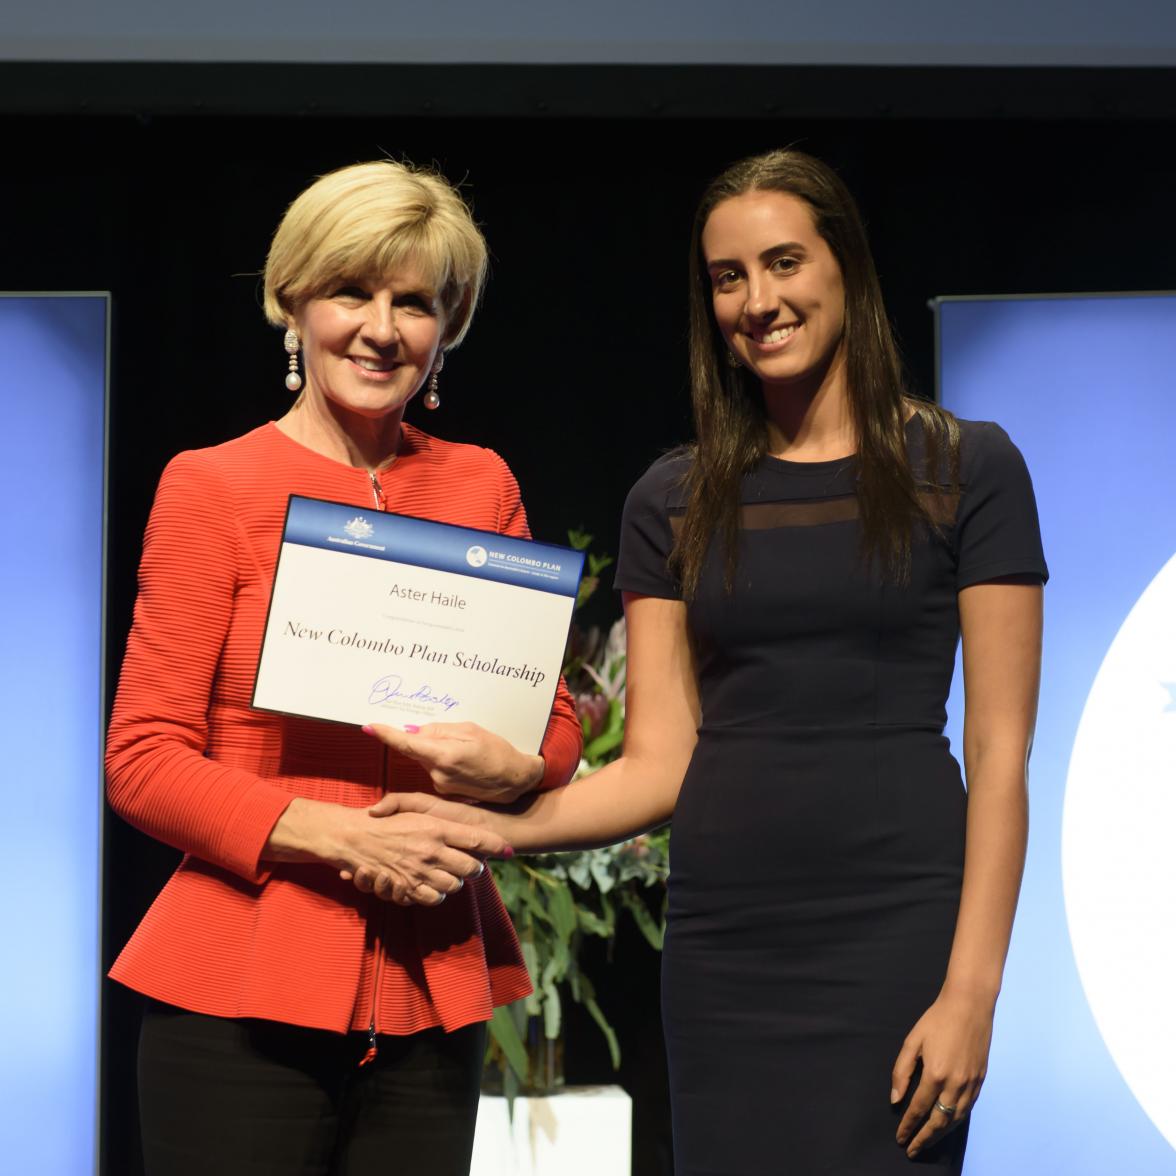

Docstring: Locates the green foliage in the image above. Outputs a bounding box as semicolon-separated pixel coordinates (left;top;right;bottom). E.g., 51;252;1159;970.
484;831;670;1087
582;695;625;763
483;531;670;1091
567;528;615;611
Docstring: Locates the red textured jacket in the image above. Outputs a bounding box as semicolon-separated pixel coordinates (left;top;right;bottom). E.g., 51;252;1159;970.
107;423;582;1034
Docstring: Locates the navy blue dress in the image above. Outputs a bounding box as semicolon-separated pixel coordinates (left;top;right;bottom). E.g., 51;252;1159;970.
615;417;1047;1175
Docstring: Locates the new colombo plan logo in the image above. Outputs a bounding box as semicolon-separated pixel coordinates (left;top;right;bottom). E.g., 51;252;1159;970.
1063;551;1176;1152
465;544;488;568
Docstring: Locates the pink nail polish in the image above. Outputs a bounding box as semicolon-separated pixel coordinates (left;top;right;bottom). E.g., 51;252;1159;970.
361;725;375;735
503;845;515;859
403;724;420;734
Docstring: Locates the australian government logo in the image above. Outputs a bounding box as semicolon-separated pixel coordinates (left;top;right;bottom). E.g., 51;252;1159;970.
325;514;384;552
344;516;375;540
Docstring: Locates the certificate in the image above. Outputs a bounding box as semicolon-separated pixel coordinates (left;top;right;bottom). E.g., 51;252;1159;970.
252;496;584;753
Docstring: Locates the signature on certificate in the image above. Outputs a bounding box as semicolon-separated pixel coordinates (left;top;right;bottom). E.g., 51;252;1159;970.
369;674;461;713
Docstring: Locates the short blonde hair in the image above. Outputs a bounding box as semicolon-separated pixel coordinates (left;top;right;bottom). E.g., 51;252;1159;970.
263;160;488;348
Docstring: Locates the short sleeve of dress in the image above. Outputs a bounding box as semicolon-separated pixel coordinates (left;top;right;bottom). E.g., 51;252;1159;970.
955;421;1049;590
614;453;686;600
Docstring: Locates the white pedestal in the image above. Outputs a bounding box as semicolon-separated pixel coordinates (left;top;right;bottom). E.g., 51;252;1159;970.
470;1085;632;1176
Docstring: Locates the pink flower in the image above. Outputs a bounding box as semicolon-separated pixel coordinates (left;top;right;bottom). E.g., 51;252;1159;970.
574;692;609;741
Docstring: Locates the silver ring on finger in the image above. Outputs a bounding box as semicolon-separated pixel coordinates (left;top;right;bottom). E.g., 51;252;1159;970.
934;1100;957;1117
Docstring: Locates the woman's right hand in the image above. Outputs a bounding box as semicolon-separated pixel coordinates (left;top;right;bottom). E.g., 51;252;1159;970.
264;796;513;907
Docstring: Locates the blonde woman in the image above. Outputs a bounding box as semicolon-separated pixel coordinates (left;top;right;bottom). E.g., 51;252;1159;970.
106;160;582;1176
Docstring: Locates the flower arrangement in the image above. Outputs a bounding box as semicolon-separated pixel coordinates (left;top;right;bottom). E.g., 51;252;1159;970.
484;532;670;1096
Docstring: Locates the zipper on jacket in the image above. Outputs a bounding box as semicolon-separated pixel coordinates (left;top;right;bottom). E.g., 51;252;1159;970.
368;471;386;512
358;742;391;1067
359;905;386;1067
358;1022;378;1068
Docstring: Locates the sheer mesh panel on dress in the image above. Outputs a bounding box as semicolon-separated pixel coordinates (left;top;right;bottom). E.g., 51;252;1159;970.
667;488;959;534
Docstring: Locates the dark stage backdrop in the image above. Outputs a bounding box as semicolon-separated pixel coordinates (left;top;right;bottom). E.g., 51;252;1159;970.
3;108;1174;1175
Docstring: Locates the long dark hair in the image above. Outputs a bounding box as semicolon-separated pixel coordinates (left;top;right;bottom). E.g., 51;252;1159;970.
673;148;959;596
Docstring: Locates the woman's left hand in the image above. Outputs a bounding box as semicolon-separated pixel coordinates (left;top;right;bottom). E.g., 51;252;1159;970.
364;721;545;804
891;985;994;1159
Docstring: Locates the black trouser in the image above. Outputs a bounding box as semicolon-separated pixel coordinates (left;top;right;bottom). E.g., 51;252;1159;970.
138;1000;486;1176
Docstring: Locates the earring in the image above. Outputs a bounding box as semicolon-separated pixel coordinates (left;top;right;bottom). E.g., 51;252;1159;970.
284;328;303;392
423;354;444;410
423;371;441;410
725;349;741;369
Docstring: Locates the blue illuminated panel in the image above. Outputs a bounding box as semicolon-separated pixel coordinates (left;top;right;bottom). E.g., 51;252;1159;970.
0;295;107;1175
937;293;1176;1174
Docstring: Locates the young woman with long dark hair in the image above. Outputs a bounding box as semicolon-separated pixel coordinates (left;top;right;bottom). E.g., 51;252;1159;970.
368;148;1046;1173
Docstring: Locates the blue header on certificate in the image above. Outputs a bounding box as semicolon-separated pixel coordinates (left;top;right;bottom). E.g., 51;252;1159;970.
282;495;584;598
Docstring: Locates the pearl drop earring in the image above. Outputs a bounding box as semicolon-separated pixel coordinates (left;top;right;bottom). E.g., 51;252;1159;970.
284;328;303;392
423;372;441;410
423;355;444;410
